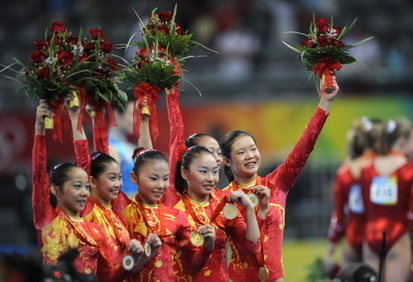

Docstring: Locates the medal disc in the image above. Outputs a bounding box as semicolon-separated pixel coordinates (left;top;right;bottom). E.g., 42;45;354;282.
190;231;204;247
122;255;135;271
144;242;151;257
248;193;259;207
223;203;238;220
258;266;270;282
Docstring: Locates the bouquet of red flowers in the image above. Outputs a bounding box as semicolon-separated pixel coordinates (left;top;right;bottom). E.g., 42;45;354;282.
137;7;200;59
282;17;373;93
72;28;127;147
5;21;87;141
118;44;181;140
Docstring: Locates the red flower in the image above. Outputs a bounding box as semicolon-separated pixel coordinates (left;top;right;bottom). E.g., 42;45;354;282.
315;18;329;33
89;29;104;39
332;26;342;37
106;57;119;71
317;36;330;47
301;38;315;48
176;25;186;35
29;50;44;62
51;21;66;33
137;48;149;58
69;35;78;45
37;68;50;79
34;40;49;50
57;50;74;66
158;25;169;34
101;40;115;52
83;42;95;53
331;39;345;48
157;12;173;22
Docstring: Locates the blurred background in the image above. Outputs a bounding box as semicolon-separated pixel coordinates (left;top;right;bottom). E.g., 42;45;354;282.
1;0;413;280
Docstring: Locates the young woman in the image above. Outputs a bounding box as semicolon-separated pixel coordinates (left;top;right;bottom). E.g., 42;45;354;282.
32;100;106;278
324;117;382;274
361;118;413;282
220;79;339;282
173;145;261;281
122;148;216;281
65;100;148;281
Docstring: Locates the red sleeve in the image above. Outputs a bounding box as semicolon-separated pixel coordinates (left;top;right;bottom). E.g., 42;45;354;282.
32;135;55;229
162;88;184;207
73;139;91;174
328;169;346;242
228;212;261;255
176;211;212;274
95;136;110;154
267;107;329;192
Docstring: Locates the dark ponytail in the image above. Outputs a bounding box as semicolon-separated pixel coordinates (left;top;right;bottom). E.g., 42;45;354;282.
220;130;256;182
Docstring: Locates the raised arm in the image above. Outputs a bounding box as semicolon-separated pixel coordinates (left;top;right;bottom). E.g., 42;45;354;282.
163;88;185;207
67;99;90;173
32;100;55;229
267;77;339;192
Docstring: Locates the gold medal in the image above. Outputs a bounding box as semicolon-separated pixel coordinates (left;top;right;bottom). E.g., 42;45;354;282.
248;193;259;207
223;203;238;220
189;231;204;247
122;254;135;271
69;90;79;108
144;241;151;257
44;116;54;129
258;266;270;282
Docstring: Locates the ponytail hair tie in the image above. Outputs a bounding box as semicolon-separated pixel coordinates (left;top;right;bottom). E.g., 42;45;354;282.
132;147;150;162
387;119;397;134
361;116;373;131
178;146;188;161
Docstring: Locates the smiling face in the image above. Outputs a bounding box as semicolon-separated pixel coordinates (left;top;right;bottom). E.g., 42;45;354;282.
91;161;122;204
195;136;223;168
131;159;169;204
54;167;90;216
182;152;219;199
226;135;261;180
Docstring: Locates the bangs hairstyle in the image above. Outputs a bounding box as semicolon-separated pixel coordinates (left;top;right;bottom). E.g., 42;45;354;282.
220;130;256;182
90;152;118;178
132;147;168;174
175;145;214;194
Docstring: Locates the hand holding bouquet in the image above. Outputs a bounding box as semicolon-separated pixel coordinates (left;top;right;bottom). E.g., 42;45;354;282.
282;17;373;94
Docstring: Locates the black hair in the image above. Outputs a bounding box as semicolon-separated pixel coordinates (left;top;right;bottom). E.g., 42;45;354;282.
132;147;168;174
185;133;211;147
90;152;118;179
220;130;256;182
49;162;78;188
175;146;214;194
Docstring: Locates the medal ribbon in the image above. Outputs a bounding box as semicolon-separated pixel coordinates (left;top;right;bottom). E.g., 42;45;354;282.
93;199;129;249
135;196;167;238
56;208;98;246
182;193;228;227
